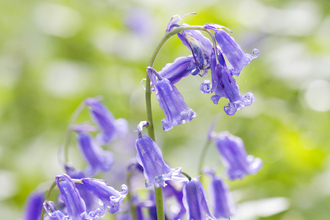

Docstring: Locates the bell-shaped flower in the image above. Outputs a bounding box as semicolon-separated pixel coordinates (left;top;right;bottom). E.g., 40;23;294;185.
182;178;216;220
204;169;236;219
65;165;97;212
177;28;213;76
135;135;185;187
44;174;105;220
85;97;128;145
81;178;128;214
147;67;196;131
23;190;44;220
74;130;114;176
210;51;255;115
214;131;263;180
205;24;259;76
159;56;194;84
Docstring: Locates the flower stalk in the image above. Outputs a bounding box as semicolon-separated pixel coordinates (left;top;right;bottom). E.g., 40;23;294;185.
145;25;217;220
40;180;57;220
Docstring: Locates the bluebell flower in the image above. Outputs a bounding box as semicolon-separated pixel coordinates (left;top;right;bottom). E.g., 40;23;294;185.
135;135;185;187
74;130;114;176
81;178;128;214
43;174;105;220
214;131;263;180
182;178;216;220
159;56;194;85
210;51;255;115
205;24;259;76
23;190;44;220
147;67;196;131
135;121;186;187
204;168;236;219
177;28;213;76
85;97;128;145
65;165;97;212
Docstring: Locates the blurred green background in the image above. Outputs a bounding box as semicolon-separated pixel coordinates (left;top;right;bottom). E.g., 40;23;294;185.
1;0;330;219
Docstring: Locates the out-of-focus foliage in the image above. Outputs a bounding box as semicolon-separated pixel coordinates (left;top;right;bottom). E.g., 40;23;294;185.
1;0;330;219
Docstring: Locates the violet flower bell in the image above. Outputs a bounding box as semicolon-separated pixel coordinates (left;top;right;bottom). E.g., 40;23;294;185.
177;28;213;76
214;131;263;180
135;121;186;187
210;51;255;115
205;24;259;76
85;97;128;145
23;190;44;220
147;67;196;131
74;130;114;176
81;178;128;215
43;174;105;220
204;168;236;219
158;56;194;85
182;178;216;220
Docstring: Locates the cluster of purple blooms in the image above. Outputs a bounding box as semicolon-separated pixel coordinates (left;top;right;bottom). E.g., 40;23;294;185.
22;13;262;220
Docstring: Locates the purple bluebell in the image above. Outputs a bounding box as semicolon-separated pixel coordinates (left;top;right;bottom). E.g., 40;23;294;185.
204;169;236;219
177;28;213;76
147;67;196;131
85;97;128;145
135;121;186;187
81;178;128;214
44;174;105;220
182;178;216;220
135;135;184;187
74;130;114;176
210;51;255;115
214;131;263;180
205;24;259;76
23;190;44;220
65;165;97;212
159;56;194;84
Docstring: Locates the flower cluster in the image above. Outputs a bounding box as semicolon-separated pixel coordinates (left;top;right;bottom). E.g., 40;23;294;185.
21;13;262;220
148;14;259;132
72;97;128;176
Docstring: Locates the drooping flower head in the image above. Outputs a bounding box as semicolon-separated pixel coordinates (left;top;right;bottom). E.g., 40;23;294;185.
43;174;89;220
166;13;197;32
85;97;128;145
209;51;255;115
214;131;263;180
182;178;216;220
147;67;196;131
73;128;114;176
135;121;186;187
205;24;259;76
204;168;236;219
81;178;128;215
23;190;44;220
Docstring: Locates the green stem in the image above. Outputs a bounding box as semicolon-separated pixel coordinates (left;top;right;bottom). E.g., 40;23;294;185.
63;102;86;165
182;171;192;181
145;25;217;220
40;180;57;220
197;139;212;185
